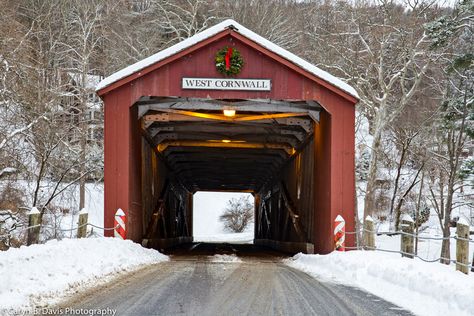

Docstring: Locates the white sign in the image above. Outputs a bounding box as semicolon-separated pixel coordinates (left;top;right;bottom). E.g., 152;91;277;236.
182;78;271;91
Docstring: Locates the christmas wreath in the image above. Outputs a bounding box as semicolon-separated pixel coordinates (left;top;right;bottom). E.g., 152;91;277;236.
215;46;244;76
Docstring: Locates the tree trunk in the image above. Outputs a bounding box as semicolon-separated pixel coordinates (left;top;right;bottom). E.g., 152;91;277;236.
415;171;425;255
79;138;86;210
440;221;451;264
389;141;407;218
79;68;87;211
363;127;383;220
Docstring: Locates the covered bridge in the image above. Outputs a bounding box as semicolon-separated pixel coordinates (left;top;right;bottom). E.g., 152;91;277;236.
96;19;359;254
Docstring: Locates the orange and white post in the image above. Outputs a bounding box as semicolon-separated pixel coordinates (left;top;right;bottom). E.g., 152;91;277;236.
334;215;345;251
114;208;126;239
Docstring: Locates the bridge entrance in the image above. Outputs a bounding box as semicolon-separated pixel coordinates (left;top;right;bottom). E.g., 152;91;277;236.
97;19;358;254
192;192;254;244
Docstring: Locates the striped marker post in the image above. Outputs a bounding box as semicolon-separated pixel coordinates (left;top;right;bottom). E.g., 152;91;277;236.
114;208;126;239
334;215;345;251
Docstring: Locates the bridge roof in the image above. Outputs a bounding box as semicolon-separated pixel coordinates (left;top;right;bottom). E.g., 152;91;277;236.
96;19;358;101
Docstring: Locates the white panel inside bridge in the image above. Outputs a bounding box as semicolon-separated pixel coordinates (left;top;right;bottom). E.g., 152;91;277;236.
193;192;254;244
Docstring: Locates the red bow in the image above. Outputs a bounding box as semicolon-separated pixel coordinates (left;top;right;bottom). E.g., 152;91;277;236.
225;47;233;71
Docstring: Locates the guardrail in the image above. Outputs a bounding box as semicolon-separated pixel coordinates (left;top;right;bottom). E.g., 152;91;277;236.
343;215;474;275
0;208;119;245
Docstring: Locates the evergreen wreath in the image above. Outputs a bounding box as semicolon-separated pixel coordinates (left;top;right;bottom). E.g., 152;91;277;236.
215;46;244;76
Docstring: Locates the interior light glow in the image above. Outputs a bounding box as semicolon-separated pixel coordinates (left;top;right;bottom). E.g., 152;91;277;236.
223;109;236;117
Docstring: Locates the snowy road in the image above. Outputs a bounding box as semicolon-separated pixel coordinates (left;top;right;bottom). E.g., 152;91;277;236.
60;243;411;316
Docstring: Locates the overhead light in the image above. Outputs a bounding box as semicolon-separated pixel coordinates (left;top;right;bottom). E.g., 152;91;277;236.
223;109;236;117
207;139;246;143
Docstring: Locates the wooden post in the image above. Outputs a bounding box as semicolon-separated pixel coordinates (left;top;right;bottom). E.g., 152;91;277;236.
363;215;375;250
400;214;414;259
77;208;88;239
456;218;470;274
27;207;41;246
471;251;474;273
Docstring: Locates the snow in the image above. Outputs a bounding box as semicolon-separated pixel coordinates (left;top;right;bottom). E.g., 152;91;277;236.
27;207;40;215
457;217;470;227
210;254;242;263
195;231;254;244
78;208;88;215
375;225;474;266
193;191;254;243
68;72;102;91
0;167;16;177
286;251;474;316
0;237;168;310
96;19;359;99
401;214;414;223
34;182;105;238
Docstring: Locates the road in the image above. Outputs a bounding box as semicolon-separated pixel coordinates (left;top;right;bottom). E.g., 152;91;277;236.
61;243;412;316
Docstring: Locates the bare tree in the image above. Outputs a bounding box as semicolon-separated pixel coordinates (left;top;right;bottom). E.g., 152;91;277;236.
220;196;254;233
386;93;438;229
218;0;300;50
151;0;218;45
302;0;443;219
427;81;473;263
424;0;474;264
59;0;105;210
8;0;101;220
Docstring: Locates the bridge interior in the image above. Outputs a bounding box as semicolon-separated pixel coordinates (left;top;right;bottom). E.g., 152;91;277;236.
139;97;320;253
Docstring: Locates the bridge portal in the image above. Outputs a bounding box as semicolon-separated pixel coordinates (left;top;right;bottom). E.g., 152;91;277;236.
96;20;358;254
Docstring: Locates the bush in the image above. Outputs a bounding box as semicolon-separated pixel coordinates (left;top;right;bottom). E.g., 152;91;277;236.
219;196;254;233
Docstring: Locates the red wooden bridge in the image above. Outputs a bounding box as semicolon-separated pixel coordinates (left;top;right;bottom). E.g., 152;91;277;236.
96;19;358;254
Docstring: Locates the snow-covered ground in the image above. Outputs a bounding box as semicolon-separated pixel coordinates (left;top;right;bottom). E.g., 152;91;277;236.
195;231;254;244
355;112;474;265
56;182;105;237
0;238;168;311
375;224;474;264
193;191;254;243
286;251;474;316
0;181;105;239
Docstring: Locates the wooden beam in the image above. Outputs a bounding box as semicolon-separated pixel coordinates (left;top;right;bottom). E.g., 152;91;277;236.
154;132;301;148
235;112;308;121
162;146;290;159
195;188;254;193
157;140;295;155
149;124;307;141
144;109;310;123
280;182;308;242
136;97;321;114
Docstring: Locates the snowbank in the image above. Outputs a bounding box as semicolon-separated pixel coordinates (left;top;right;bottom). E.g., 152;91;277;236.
0;238;168;310
286;251;474;316
194;231;254;244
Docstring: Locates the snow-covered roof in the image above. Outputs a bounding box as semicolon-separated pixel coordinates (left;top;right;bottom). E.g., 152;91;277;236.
96;19;359;99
